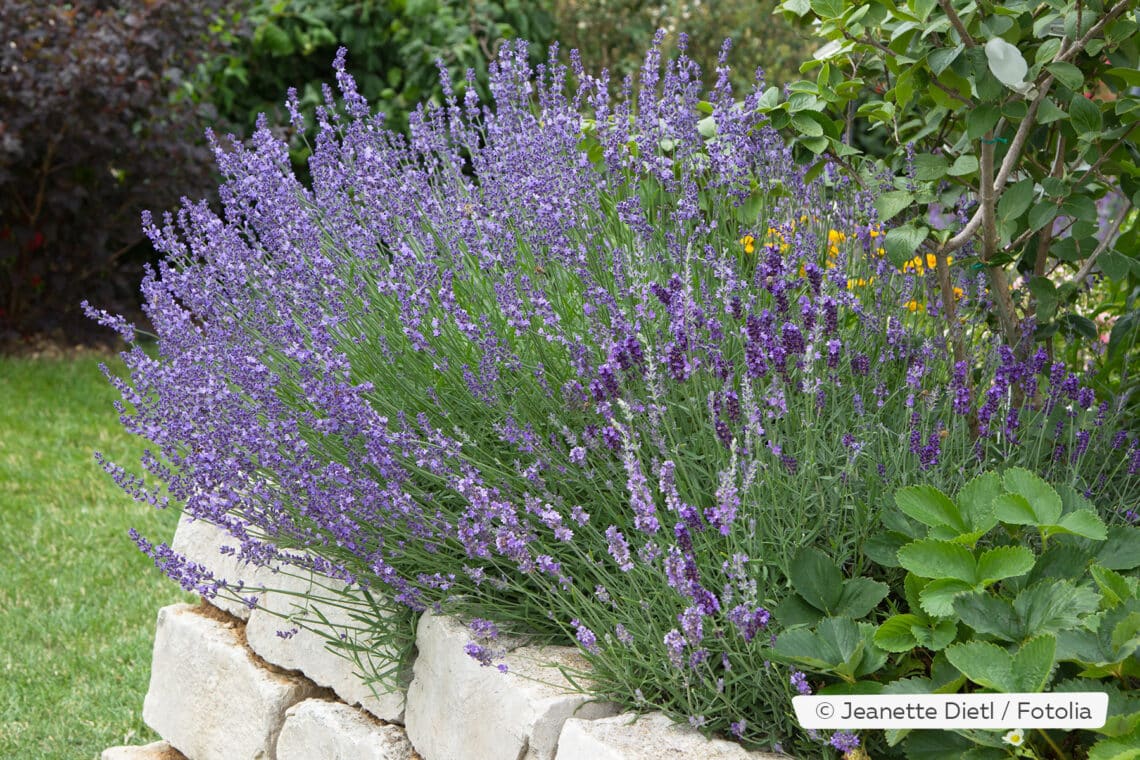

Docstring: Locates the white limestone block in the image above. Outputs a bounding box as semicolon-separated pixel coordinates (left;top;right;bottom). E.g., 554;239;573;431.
245;568;407;723
142;603;321;760
275;699;414;760
405;612;618;760
171;514;278;620
100;741;185;760
556;712;784;760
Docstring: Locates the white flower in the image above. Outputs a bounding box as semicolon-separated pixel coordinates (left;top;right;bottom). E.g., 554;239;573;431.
1003;728;1025;747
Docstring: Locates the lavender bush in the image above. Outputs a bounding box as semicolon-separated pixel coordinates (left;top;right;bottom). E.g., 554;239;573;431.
90;36;1139;755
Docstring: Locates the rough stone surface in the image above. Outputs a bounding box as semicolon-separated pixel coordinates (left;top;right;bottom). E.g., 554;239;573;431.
405;612;618;760
100;741;186;760
245;567;407;723
276;699;414;760
555;713;784;760
170;514;277;620
142;603;322;760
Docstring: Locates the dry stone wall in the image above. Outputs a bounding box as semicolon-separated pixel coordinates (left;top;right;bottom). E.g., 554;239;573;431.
103;516;783;760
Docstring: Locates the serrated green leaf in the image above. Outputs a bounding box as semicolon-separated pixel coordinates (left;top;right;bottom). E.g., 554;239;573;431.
1014;580;1101;637
772;593;825;628
1097;526;1140;570
912;617;958;651
835;577;890;618
993;493;1038;525
1053;510;1109;540
945;640;1014;691
1013;634;1057;691
1087;727;1140;760
957;473;1001;536
899;540;977;583
788;547;844;613
895;485;966;533
876;613;924;652
875;190;916;223
920;578;976;617
1047;61;1084;91
1091;565;1136;608
976;545;1035;585
955;593;1018;641
1003;468;1063;524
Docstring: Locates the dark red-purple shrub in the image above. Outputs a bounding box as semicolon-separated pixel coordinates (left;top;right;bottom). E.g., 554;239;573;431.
0;0;232;345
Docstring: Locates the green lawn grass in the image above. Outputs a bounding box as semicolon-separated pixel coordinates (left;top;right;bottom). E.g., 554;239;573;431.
0;353;192;760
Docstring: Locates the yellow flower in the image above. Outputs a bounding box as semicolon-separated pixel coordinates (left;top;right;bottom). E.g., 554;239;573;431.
740;235;755;255
1002;729;1025;747
869;225;881;238
875;247;885;257
846;277;874;289
905;299;923;313
953;286;964;300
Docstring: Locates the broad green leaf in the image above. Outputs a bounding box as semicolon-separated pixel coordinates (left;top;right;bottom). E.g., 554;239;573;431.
791;112;824;137
920;578;976;617
758;86;780;111
967;104;1002;140
1029;277;1058;322
1104;68;1140;87
976;545;1035;585
947;155;979;176
697;116;716;139
1028;201;1060;232
1101;251;1133;281
883;224;929;266
787;547;843;612
945;640;1014;691
810;0;844;18
928;45;964;75
875;190;916;223
1012;634;1057;691
1030;544;1095;585
895;485;966;533
1037;96;1068;124
898;540;976;583
1053;510;1109;541
956;473;1000;535
256;22;296;56
984;38;1028;90
997;179;1036;223
1071;94;1104;136
914;154;949;181
954;594;1018;641
1002;468;1063;524
835;577;890;618
782;0;812;16
1047;61;1084;91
